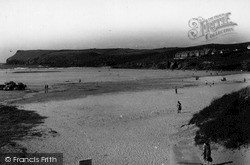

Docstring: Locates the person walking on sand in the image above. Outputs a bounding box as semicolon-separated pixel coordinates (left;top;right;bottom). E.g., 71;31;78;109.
202;141;213;165
177;101;182;113
175;86;178;94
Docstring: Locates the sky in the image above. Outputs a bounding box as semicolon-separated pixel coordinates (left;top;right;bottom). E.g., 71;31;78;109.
0;0;250;62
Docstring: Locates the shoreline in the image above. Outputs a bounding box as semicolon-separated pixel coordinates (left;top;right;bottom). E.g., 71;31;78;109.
1;70;246;105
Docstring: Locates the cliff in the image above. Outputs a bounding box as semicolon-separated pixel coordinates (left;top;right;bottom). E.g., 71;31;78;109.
6;42;250;71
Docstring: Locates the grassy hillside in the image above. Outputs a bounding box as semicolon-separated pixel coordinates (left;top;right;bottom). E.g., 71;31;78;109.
6;42;250;70
189;87;250;149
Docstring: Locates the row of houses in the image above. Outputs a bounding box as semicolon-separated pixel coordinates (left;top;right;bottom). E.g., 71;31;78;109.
174;48;211;59
175;45;250;60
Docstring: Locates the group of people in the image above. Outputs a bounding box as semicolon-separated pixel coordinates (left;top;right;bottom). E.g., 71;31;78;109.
44;84;49;93
205;80;215;86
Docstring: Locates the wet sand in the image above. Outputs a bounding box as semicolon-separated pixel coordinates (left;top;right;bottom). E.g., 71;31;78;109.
0;68;249;165
0;69;245;105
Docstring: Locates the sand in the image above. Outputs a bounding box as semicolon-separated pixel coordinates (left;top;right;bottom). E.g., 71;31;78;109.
0;68;249;165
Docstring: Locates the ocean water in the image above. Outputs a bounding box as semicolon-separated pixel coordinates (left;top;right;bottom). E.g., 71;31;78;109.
0;67;194;85
0;67;248;87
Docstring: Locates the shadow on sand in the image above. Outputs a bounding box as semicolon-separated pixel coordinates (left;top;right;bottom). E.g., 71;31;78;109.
177;161;233;165
0;105;47;149
177;162;202;165
180;111;192;114
213;161;233;165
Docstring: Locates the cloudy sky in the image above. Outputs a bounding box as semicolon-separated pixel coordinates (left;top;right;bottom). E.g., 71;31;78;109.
0;0;250;62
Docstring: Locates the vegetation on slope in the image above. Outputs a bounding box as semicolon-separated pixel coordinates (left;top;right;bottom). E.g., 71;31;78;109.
0;105;46;150
189;87;250;149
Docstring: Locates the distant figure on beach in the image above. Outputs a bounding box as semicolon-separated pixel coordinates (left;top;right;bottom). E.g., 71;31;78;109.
175;86;178;94
79;79;81;83
221;77;227;81
244;78;246;83
212;81;214;85
45;84;49;93
177;101;182;113
202;141;212;165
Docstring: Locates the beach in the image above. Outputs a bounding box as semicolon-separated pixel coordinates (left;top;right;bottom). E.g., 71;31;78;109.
0;68;249;165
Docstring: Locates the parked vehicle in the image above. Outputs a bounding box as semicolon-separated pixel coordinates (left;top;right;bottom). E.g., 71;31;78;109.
0;84;5;90
4;81;16;90
15;83;27;90
0;81;27;91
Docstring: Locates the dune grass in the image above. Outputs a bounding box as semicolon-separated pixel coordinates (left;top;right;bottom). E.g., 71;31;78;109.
189;87;250;149
0;105;47;150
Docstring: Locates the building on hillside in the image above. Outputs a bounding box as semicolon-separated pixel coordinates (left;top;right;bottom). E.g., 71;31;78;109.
174;51;188;59
189;51;195;57
174;48;211;59
199;50;205;56
194;50;200;57
174;52;181;59
204;48;210;55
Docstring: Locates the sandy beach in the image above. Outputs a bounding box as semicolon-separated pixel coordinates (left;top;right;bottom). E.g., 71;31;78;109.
0;68;249;165
1;0;250;164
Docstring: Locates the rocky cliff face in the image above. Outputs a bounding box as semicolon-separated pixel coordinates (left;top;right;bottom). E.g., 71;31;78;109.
6;42;250;71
